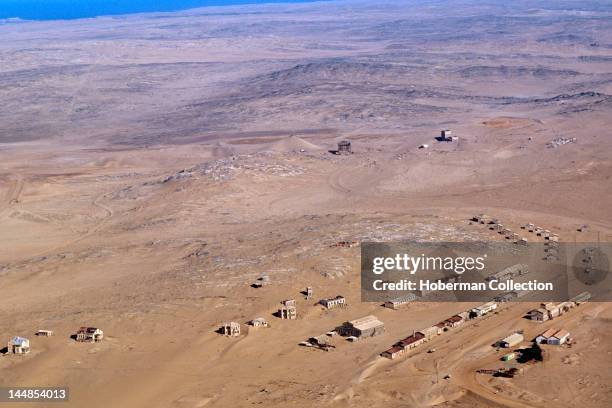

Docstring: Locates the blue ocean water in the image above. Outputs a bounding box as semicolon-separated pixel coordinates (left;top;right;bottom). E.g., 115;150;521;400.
0;0;320;21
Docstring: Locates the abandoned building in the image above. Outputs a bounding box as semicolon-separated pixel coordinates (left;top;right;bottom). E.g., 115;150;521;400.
485;264;528;282
383;293;419;309
439;129;457;142
529;308;549;322
75;327;104;342
438;315;464;329
281;299;296;308
500;333;524;348
470;301;498;318
7;336;30;354
249;318;269;328
252;275;270;288
381;345;404;360
546;329;570;345
535;328;558;344
279;299;298;319
338;315;384;338
495;290;528;303
545;303;561;319
418;325;442;340
35;330;53;337
536;301;575;320
337;140;352;154
279;306;297;319
330;241;358;248
319;295;346;309
571;291;591;304
398;332;426;350
221;322;241;336
307;335;336;351
472;214;489;223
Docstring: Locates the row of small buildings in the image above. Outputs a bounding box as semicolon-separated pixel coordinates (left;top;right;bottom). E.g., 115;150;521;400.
521;223;559;241
471;215;528;245
4;327;103;356
535;328;570;345
528;292;590;322
221;294;349;337
382;301;500;360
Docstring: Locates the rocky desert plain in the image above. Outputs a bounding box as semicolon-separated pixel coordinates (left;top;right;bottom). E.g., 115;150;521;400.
1;0;612;407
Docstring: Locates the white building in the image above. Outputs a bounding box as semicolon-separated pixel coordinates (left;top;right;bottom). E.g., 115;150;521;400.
8;336;30;354
470;301;497;317
249;318;269;328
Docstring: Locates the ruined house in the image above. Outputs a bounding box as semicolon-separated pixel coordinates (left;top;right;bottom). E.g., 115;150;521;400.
249;318;269;328
383;293;418;309
8;336;30;354
221;322;241;336
337;140;352;154
279;299;297;319
75;327;104;342
319;295;346;309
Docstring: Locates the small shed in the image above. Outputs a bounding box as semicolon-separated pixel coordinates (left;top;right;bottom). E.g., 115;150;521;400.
35;330;54;337
440;129;453;141
337;140;352;154
281;299;296;308
249;318;269;328
306;287;313;300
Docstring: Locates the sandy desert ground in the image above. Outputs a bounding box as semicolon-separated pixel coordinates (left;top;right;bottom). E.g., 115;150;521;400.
0;0;611;407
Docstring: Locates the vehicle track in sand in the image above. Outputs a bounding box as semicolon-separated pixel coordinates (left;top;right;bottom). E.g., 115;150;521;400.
326;164;395;199
31;191;115;258
0;175;24;219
